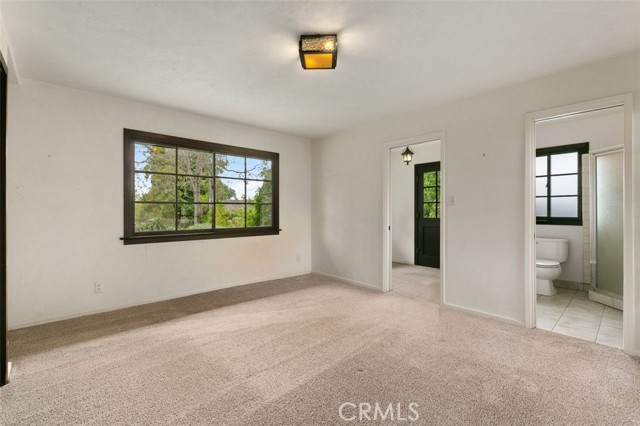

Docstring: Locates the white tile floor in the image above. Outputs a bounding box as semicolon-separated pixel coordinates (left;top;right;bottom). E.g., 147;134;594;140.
536;288;623;349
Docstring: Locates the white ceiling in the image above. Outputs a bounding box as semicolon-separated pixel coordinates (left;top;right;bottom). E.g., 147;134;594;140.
3;1;640;139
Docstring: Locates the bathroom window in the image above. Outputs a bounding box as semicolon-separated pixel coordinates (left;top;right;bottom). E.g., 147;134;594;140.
123;129;279;244
536;142;588;226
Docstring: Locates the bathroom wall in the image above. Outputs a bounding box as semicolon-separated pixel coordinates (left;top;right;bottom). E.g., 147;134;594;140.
535;107;623;284
391;141;441;264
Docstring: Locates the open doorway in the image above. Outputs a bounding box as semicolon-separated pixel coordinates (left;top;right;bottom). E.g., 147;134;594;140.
383;133;445;301
524;95;635;354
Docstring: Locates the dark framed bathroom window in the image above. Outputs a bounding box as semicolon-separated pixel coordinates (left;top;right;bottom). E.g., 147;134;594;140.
122;129;280;245
535;142;589;226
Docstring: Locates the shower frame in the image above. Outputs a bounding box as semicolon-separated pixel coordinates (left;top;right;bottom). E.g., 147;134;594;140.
589;145;624;309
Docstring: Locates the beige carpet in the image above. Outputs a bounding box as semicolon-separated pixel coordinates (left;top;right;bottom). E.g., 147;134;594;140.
1;265;639;425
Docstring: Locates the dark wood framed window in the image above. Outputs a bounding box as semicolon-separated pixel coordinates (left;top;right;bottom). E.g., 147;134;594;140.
536;142;588;226
123;129;279;244
421;168;440;219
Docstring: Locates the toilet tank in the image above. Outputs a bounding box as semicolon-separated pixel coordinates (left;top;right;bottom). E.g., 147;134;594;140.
536;238;569;263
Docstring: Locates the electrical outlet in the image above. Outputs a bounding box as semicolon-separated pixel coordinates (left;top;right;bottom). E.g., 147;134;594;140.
94;282;103;293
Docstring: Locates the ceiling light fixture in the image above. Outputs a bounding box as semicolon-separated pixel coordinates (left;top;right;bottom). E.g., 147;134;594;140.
401;146;414;165
299;34;338;70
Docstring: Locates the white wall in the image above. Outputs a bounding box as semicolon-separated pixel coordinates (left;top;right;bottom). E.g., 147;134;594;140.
391;142;441;264
311;52;640;342
0;6;8;61
7;79;312;328
535;108;624;283
536;107;624;151
0;8;19;85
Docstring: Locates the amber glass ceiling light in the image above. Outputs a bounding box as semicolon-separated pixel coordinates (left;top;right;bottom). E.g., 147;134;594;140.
299;34;338;70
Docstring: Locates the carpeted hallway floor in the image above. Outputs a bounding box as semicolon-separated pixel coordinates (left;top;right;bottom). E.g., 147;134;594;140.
1;265;639;425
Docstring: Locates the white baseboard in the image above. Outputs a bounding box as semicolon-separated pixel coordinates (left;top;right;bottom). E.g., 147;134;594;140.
443;301;525;326
626;349;640;358
391;260;414;266
312;271;382;292
9;270;312;330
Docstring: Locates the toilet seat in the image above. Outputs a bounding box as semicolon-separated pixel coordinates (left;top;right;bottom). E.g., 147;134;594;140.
536;259;560;268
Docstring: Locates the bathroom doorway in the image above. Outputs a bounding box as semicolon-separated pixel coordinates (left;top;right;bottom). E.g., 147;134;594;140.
524;95;634;353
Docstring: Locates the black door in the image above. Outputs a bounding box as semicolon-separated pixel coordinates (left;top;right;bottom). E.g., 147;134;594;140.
415;162;440;268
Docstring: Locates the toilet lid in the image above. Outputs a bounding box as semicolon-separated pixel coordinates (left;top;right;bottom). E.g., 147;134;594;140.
536;259;560;268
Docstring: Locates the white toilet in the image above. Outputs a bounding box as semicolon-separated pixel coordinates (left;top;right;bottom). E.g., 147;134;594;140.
535;238;569;296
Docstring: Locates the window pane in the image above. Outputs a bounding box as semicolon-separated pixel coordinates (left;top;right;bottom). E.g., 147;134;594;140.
126;130;279;242
215;204;245;228
551;196;578;218
424;203;436;218
424;187;437;202
135;172;175;202
536;197;547;217
216;178;244;202
551;174;578;196
536;156;548;176
178;176;213;203
536;177;548;196
135;143;175;173
247;180;272;203
436;203;441;218
246;158;272;180
177;204;213;230
247;205;272;227
177;148;213;176
551;152;578;175
216;154;245;178
135;203;176;232
423;171;437;187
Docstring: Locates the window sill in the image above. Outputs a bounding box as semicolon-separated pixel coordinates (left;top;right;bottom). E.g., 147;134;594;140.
122;228;280;245
536;220;583;227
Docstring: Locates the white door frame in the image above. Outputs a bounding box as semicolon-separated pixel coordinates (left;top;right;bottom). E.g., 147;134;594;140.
382;131;446;301
524;93;636;354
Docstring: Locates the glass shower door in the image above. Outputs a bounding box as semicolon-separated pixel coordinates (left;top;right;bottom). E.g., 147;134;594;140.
592;149;623;302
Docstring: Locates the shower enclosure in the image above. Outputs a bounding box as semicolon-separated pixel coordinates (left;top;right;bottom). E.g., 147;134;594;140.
589;147;623;310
